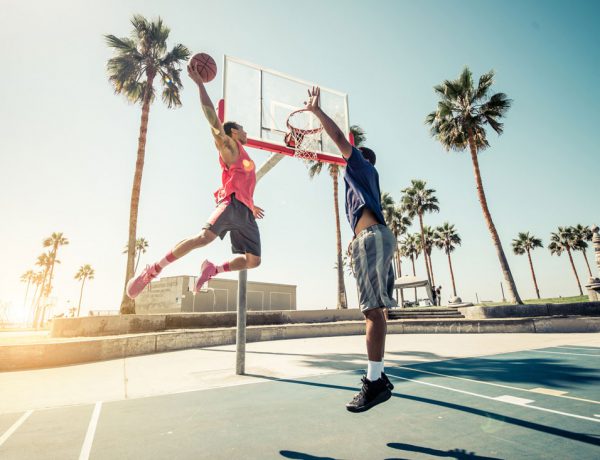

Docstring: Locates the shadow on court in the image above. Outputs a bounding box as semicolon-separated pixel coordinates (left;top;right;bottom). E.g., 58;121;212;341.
280;450;337;460
387;442;502;459
402;354;600;389
208;347;600;388
247;373;600;448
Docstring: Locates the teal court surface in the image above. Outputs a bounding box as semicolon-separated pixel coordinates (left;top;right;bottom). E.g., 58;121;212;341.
0;334;599;459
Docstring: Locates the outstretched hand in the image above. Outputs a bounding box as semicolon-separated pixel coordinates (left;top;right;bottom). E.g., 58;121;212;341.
187;64;205;87
305;86;321;113
253;205;265;219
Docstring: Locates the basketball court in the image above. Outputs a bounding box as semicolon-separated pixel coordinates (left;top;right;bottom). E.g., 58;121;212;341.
1;334;599;459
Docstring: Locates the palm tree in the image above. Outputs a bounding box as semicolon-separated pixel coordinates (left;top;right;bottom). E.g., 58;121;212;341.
381;192;396;226
426;67;522;304
32;252;52;327
549;227;583;296
434;222;462;297
571;224;594;278
75;265;95;317
123;237;150;273
105;16;190;314
400;180;439;285
350;124;366;147
421;225;437;286
400;233;421;302
29;272;44;325
512;232;543;299
389;206;412;277
20;270;35;309
42;232;69;298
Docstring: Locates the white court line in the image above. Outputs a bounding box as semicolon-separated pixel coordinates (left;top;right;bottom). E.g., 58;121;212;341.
79;402;102;460
528;350;600;357
0;410;33;447
392;375;600;423
396;366;600;405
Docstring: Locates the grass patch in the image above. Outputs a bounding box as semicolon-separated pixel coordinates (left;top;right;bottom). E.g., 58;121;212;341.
479;295;588;307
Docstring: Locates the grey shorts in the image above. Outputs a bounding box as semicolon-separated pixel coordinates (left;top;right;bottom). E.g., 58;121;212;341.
203;194;261;257
350;224;397;312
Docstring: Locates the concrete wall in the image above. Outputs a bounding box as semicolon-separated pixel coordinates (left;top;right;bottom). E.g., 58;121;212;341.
52;308;363;338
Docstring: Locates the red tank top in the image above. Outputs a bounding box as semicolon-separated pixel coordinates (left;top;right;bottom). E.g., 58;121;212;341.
214;141;256;210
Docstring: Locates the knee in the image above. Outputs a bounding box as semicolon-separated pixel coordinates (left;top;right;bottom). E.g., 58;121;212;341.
246;256;261;269
364;307;386;322
192;230;215;248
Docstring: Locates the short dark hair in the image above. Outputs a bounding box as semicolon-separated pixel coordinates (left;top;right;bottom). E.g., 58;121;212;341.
223;121;239;136
359;147;376;165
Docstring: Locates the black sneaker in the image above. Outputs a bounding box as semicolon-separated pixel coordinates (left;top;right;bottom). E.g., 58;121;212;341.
346;376;392;413
381;372;394;391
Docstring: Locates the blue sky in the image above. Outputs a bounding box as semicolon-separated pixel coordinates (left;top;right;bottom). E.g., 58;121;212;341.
1;0;598;317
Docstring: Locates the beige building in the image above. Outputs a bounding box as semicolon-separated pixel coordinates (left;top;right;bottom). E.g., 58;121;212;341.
134;275;297;314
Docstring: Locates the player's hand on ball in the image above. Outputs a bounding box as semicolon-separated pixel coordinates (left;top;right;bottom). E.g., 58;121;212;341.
253;206;265;219
187;64;204;86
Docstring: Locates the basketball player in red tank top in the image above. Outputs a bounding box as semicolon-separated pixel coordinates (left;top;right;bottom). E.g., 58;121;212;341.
125;65;264;299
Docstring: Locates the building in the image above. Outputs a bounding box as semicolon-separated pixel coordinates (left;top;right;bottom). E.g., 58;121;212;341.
134;275;297;314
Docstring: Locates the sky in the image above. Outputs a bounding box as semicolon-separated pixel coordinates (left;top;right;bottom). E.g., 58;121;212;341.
1;0;599;320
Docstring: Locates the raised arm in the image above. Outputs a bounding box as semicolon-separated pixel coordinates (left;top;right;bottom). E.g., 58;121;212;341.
304;87;353;159
188;65;237;165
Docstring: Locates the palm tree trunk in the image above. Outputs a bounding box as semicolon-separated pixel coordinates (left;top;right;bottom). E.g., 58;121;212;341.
134;250;142;274
45;244;58;298
120;74;156;314
77;278;86;317
566;248;584;295
418;213;432;284
411;256;417;302
581;249;593;278
467;135;522;304
526;249;541;299
428;251;436;286
332;173;347;309
29;284;39;325
33;269;50;328
447;251;457;297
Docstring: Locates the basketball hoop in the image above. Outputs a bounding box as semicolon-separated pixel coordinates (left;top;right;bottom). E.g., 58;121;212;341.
284;109;323;162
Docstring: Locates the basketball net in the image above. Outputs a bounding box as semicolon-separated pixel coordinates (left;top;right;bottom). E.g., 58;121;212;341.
285;109;323;162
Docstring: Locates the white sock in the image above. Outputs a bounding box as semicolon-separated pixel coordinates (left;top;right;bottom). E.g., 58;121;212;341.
367;360;383;381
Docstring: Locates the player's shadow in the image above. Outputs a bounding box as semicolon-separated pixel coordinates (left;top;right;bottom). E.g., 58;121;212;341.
386;443;501;459
279;450;338;460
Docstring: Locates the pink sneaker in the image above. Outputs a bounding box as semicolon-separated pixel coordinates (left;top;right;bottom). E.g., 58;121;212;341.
194;260;217;292
126;264;160;299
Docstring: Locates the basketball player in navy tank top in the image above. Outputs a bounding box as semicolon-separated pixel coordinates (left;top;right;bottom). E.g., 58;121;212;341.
306;87;396;412
125;64;264;299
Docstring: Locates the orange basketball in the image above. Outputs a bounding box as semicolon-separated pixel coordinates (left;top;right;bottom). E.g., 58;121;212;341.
189;52;217;83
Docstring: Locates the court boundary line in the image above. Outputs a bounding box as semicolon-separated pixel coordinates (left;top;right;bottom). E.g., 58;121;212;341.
79;401;102;460
0;410;33;448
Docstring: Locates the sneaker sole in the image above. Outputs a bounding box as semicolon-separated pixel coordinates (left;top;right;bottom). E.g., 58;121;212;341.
346;388;392;413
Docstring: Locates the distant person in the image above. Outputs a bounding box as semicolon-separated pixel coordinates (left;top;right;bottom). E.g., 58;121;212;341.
125;65;264;299
436;286;442;306
306;87;395;413
431;285;437;306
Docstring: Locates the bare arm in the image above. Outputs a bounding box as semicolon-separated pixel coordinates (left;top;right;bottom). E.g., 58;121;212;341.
305;87;353;159
188;65;237;165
